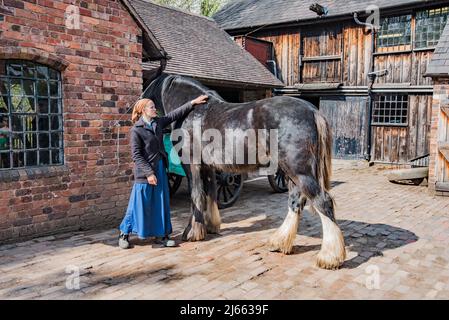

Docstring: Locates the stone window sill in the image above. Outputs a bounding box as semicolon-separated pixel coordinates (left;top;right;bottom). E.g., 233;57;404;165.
0;165;70;183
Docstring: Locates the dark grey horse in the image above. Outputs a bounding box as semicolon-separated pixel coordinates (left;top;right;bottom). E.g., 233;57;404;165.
143;74;346;270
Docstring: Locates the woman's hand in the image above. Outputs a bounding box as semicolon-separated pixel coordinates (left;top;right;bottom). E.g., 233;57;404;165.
147;175;157;186
191;95;209;106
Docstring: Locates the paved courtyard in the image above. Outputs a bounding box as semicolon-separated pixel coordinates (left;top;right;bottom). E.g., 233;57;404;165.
1;160;449;300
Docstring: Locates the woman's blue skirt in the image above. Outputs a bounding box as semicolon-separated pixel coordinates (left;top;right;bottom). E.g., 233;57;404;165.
119;159;172;239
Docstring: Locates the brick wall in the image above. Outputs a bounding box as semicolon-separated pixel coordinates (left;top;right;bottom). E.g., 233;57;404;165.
0;0;143;243
428;78;449;197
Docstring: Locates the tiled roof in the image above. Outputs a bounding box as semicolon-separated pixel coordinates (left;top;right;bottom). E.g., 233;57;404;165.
213;0;434;30
128;0;284;88
427;22;449;77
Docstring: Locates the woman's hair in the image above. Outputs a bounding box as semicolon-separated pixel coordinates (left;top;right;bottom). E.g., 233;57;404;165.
131;99;153;123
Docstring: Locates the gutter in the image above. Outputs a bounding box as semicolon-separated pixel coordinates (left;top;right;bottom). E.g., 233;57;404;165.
275;85;434;95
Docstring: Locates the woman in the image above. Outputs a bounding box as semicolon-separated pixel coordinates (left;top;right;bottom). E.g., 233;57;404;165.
119;95;208;249
0;115;9;168
0;115;8;149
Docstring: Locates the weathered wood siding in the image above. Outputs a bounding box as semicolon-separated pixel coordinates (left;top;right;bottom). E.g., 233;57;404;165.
301;28;342;83
343;26;372;87
320;96;368;159
254;24;434;87
257;30;300;86
374;51;433;86
371;95;432;163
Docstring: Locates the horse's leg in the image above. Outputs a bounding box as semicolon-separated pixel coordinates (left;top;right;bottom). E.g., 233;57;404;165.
313;190;346;269
182;164;207;241
203;167;221;234
295;175;346;270
268;181;306;254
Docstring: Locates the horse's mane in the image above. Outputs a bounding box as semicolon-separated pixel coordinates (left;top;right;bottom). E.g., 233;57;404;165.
142;73;174;109
142;73;225;115
173;76;224;102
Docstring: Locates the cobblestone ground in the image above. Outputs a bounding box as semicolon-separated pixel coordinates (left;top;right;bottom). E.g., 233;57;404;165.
1;160;449;300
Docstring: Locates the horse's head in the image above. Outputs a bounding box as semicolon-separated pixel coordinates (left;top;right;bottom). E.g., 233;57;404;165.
143;73;224;115
142;73;173;116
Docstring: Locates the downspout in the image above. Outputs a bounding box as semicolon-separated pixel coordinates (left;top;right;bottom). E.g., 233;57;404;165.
353;12;377;162
366;32;376;162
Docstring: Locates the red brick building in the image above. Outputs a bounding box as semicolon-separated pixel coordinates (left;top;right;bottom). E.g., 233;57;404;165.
0;0;282;243
0;0;162;243
426;22;449;197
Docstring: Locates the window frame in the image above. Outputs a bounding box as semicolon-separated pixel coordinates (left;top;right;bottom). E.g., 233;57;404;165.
376;14;413;52
414;6;449;50
371;94;409;127
0;59;64;170
375;5;449;53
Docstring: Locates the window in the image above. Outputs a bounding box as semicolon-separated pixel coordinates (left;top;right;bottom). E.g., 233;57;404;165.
372;95;408;126
0;60;64;170
415;7;449;49
377;15;412;49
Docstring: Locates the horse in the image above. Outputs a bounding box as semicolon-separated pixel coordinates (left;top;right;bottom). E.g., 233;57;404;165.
142;73;346;270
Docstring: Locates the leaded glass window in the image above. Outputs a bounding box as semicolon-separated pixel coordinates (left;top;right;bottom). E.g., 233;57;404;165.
377;15;412;49
0;60;64;170
415;7;449;49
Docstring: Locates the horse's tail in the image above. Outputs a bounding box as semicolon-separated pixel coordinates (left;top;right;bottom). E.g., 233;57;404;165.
314;111;332;191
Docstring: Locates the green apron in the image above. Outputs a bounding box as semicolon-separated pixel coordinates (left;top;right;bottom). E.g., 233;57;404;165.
163;134;186;177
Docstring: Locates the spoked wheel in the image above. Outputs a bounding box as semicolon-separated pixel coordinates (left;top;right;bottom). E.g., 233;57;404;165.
268;168;289;193
168;173;183;196
216;171;243;209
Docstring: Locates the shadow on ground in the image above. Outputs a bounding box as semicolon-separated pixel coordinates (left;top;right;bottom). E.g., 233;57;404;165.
213;212;418;270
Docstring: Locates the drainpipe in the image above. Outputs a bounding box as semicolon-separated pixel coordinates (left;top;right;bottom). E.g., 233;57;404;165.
366;68;376;162
353;12;377;162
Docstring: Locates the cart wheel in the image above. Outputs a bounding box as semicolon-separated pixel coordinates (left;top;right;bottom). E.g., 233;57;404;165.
168;173;183;196
216;171;243;209
268;168;288;193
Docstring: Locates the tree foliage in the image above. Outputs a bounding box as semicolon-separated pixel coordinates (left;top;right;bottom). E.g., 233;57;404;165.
152;0;228;17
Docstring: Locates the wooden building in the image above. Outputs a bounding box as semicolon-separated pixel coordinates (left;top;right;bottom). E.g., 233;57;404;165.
214;0;449;169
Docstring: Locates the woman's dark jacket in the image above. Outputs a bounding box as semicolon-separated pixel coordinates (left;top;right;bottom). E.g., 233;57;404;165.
131;101;193;183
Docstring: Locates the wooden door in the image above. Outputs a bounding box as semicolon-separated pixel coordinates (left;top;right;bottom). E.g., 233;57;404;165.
301;27;343;83
320;96;368;159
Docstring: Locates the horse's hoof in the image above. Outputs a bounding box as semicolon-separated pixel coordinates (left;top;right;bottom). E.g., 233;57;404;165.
206;225;221;235
182;226;207;242
268;246;281;253
267;238;293;255
316;251;346;270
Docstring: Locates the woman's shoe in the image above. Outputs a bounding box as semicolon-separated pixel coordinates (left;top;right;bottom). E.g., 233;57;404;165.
154;236;176;247
118;233;130;249
163;236;176;247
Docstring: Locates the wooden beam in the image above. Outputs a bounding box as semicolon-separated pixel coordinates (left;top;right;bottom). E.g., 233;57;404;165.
439;142;449;162
441;106;449;118
302;55;342;62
